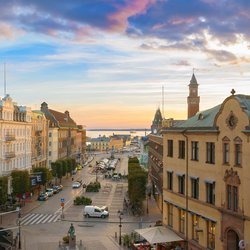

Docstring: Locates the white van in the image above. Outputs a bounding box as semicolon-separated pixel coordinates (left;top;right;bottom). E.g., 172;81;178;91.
84;205;109;218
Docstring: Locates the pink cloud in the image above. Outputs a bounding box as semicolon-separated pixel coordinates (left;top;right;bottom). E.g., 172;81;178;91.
108;0;156;32
0;22;24;40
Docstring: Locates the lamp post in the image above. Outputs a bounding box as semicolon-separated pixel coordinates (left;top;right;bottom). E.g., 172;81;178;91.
16;207;21;249
117;210;123;245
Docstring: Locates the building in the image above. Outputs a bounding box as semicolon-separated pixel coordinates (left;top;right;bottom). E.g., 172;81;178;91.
162;91;250;249
31;111;48;169
148;108;164;211
187;73;200;118
40;102;81;167
76;125;87;164
0;95;32;176
90;137;110;151
109;137;123;151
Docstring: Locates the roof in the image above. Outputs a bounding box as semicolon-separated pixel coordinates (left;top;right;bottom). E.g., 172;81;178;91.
234;94;250;120
48;109;77;128
152;108;163;125
91;137;110;142
174;104;221;129
189;73;198;85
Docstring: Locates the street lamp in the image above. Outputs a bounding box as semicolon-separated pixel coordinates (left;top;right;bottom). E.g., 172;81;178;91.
16;207;21;249
117;210;123;245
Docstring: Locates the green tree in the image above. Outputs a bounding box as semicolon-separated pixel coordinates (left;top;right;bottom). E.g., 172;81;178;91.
0;176;8;205
32;167;51;186
55;160;63;183
66;159;73;176
11;170;30;196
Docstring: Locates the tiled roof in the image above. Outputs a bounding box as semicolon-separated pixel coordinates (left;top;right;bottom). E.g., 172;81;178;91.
48;109;77;128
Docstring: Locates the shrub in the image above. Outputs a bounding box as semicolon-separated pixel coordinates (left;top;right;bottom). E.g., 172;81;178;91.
63;235;69;243
73;196;92;205
85;181;101;192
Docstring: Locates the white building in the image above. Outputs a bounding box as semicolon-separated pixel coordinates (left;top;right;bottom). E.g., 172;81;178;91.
48;127;59;168
0;95;32;176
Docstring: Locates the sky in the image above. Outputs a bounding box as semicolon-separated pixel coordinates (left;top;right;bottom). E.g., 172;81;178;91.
0;0;250;129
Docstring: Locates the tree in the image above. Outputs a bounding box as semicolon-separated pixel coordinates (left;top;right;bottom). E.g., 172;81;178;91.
0;176;8;205
11;170;30;196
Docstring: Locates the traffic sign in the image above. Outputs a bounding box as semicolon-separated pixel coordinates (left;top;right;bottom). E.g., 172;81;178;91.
60;198;65;202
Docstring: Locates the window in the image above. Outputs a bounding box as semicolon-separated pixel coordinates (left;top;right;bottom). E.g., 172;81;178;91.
179;209;185;234
167;140;173;157
191;177;199;199
223;143;229;164
191;141;199;161
192;214;199;241
235;143;241;166
206;182;215;205
49;151;51;156
178;140;185;159
207;221;215;249
227;185;238;211
167;171;173;190
178;175;185;195
206;142;215;164
49;141;52;146
167;204;173;227
49;132;52;137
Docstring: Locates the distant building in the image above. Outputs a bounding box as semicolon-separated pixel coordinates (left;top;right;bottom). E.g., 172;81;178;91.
162;91;250;249
109;137;123;151
41;102;84;167
90;137;110;151
0;95;32;176
31;111;48;169
151;108;163;135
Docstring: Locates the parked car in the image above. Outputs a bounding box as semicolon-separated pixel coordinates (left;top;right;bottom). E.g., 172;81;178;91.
46;188;54;197
84;205;109;218
52;186;60;194
112;174;120;181
58;184;63;191
38;192;48;201
72;182;81;188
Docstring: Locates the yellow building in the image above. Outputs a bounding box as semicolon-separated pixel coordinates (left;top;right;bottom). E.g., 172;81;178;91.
31;111;48;169
109;137;123;151
90;137;110;151
162;91;250;249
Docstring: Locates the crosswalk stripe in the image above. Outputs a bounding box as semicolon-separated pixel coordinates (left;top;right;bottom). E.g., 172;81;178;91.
21;214;37;225
36;214;52;224
20;213;59;226
29;214;44;225
41;214;54;224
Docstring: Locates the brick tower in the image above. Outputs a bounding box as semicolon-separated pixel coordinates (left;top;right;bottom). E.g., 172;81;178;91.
187;73;200;118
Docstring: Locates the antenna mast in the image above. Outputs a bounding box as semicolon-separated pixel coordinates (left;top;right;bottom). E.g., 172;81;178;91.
162;85;164;118
4;62;6;96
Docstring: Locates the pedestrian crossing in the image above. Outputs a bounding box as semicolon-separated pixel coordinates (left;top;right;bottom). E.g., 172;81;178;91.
20;213;60;226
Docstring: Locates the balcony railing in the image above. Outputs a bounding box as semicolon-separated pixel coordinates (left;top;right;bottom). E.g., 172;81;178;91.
5;134;15;142
5;152;15;159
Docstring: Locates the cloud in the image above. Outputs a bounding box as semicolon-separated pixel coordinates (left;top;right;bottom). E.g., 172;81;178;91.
0;22;24;40
205;49;237;63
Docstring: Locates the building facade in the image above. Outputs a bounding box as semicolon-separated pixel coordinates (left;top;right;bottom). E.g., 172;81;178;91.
0;95;32;176
31;111;48;169
148;108;164;211
109;137;123;151
40;102;82;168
162;92;250;250
90;137;110;151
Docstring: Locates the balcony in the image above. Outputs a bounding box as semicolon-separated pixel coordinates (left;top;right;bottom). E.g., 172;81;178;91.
5;151;15;159
5;134;15;142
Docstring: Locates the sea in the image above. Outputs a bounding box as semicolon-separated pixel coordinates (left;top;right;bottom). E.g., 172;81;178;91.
86;129;150;139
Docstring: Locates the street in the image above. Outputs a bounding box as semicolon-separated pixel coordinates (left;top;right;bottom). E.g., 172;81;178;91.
1;152;161;250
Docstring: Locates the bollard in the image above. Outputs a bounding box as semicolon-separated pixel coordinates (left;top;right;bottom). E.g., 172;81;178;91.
59;241;61;247
80;240;82;246
115;232;117;239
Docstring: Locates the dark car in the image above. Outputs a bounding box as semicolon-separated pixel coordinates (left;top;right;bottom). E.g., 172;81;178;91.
38;192;48;201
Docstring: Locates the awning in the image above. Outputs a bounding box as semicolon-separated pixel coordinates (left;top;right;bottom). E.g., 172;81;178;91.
134;226;184;244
